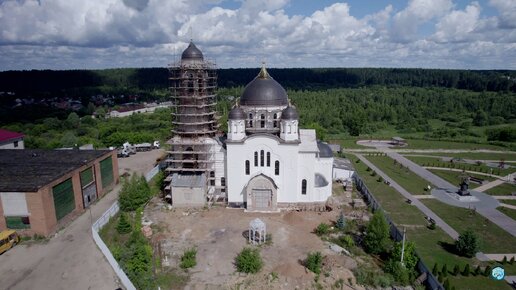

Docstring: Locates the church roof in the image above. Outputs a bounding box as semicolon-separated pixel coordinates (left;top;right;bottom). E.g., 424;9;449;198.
240;66;288;107
317;141;333;158
228;106;245;120
181;41;203;60
281;106;298;120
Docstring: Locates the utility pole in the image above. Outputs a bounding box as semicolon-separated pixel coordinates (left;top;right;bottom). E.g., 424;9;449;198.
400;227;406;266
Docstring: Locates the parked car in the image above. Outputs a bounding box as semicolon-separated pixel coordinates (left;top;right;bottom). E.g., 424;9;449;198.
0;230;20;255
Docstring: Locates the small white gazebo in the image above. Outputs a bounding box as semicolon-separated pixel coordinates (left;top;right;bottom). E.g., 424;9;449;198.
249;218;266;245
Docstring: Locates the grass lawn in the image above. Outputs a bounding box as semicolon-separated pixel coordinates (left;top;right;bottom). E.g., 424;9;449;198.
486;182;516;196
421;199;516;253
428;169;496;186
365;154;431;195
498;207;516;221
404;139;508;150
499;199;516;206
422;152;516;162
406;155;512;176
448;275;513;290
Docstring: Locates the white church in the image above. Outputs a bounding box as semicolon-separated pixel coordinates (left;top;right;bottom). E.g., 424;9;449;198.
166;42;334;212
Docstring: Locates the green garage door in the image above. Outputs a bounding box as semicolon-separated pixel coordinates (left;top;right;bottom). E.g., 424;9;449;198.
52;178;76;221
100;156;114;188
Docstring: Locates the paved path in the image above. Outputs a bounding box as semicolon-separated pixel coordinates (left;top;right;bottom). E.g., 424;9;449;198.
0;150;164;290
382;150;516;237
494;196;516;200
475;177;511;192
356;154;459;240
500;203;516;210
412;195;436;199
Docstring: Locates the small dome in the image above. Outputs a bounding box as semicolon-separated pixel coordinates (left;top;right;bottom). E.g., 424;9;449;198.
240;66;288;107
281;106;298;120
181;41;203;60
228;107;245;120
317;141;333;158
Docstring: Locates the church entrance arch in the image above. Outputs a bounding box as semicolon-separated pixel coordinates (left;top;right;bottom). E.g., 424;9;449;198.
246;174;277;211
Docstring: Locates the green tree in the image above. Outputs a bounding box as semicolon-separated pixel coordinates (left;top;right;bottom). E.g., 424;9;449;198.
235;248;263;274
65;112;80;129
455;229;479;258
119;175;152;212
116;212;132;234
305;251;323;275
336;211;346;230
432;263;439;276
472;110;488;126
60;131;78;147
452;265;460;276
391;241;418;271
363;210;390;254
384;259;410;285
441;264;448;277
462;264;470;276
483;265;491;276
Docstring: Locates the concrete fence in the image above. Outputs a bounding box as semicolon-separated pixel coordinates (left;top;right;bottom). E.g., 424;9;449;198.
91;202;136;290
354;173;444;290
145;165;160;182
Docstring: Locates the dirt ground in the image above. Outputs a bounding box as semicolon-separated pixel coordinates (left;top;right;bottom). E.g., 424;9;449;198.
145;199;365;290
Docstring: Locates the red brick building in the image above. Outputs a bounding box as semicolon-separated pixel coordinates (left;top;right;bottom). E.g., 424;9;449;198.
0;149;119;236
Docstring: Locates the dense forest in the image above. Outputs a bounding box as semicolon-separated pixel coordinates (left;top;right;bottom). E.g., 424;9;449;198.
1;67;515;149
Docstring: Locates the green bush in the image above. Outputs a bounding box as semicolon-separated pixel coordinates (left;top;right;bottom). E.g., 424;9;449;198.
235;247;263;274
455;229;479;258
452;265;460;276
510;256;515;264
441;264;448;277
336;212;346;230
363;210;390;255
502;256;508;264
338;235;355;248
462;264;470;276
428;222;436;230
116;212;132;234
315;223;330;236
119;174;152;212
483;265;491;276
473;265;481;276
432;263;439;276
180;248;197;269
443;279;450;290
305;252;323;275
384;259;410;285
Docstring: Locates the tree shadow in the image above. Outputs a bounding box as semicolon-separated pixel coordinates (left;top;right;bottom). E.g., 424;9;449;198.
438;241;459;255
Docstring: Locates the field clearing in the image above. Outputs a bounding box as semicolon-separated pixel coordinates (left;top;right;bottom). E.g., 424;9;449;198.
485;182;516;196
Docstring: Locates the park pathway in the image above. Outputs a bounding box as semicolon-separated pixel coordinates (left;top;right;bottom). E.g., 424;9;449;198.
381;149;516;237
474;174;513;192
355;154;459;240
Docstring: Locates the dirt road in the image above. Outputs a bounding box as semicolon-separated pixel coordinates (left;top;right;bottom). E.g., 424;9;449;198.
0;149;164;290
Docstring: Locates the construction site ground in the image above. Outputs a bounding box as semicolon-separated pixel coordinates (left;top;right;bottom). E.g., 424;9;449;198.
145;200;364;290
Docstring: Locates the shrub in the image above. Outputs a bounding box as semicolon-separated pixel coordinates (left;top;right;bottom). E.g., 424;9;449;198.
510;256;515;264
235;248;263;274
119;174;152;212
462;264;470;276
305;252;323;275
377;176;383;182
483;265;491;277
338;235;355;248
315;223;330;236
366;167;371;172
441;264;448;277
432;263;439;276
336;212;346;230
371;171;377;177
502;256;508;264
428;222;436;230
443;279;450;290
473;265;481;276
455;230;479;258
180;248;197;269
363;210;390;255
452;265;460;276
116;212;132;234
384;259;410;285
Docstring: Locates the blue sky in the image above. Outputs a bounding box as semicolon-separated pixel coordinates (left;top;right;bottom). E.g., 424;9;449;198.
0;0;515;70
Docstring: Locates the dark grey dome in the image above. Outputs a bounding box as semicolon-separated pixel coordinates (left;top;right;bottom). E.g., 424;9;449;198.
317;141;333;158
181;41;203;60
240;66;288;107
281;106;298;120
228;107;245;120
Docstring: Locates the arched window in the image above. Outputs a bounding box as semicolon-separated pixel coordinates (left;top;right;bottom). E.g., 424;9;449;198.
249;113;253;128
266;152;271;167
245;160;250;175
254;152;258;166
275;160;280;175
260;114;265;128
260;150;264;167
273;113;277;127
301;179;307;195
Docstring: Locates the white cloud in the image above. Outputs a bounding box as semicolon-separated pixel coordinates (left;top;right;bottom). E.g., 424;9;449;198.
0;0;514;70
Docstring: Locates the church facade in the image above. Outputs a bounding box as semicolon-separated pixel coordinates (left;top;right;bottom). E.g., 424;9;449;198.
166;42;333;212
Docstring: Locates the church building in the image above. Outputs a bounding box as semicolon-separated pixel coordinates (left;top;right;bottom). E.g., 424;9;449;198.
166;42;333;212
